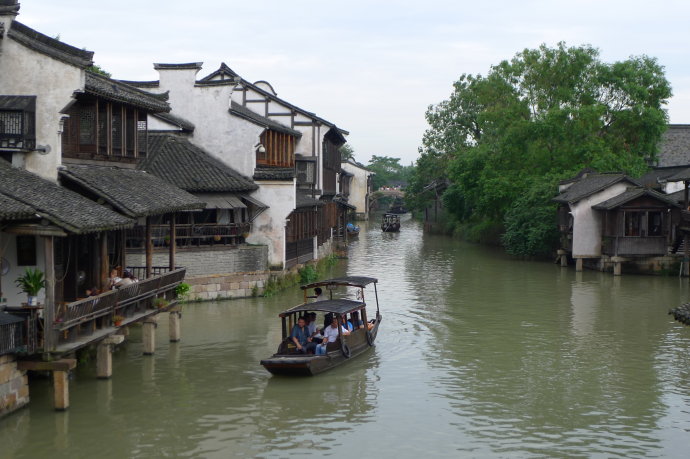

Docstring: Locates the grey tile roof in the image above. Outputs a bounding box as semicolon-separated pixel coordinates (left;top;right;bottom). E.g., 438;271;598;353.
296;193;323;208
229;101;301;137
253;167;295;181
151;112;195;132
59;164;205;218
592;187;680;210
665;167;690;182
657;125;690;167
0;95;35;111
7;21;93;68
142;133;257;193
0;192;35;221
85;72;170;113
0;161;133;233
638;166;690;188
554;173;639;204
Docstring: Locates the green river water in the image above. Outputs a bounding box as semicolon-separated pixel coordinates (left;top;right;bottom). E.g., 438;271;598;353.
2;215;690;458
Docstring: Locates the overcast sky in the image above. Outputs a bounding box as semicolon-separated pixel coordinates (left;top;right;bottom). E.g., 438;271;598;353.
17;0;690;165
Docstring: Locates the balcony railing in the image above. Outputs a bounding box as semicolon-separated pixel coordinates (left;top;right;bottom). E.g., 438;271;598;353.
602;236;667;256
49;268;186;353
0;314;25;356
126;222;251;248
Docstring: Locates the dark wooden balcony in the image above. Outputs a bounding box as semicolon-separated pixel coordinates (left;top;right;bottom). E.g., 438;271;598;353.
47;268;186;354
602;236;667;256
127;222;251;249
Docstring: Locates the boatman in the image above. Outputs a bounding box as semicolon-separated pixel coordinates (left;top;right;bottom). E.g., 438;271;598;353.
291;316;316;353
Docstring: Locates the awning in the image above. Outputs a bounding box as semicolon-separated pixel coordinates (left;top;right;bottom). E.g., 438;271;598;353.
241;194;269;222
193;193;246;209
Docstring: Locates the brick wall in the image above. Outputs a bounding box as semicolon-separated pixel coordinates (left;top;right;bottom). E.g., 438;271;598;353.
186;271;270;300
0;354;29;418
126;245;268;277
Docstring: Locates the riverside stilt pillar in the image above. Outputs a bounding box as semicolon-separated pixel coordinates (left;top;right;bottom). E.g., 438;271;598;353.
97;335;125;379
143;316;157;355
575;258;583;272
18;359;76;411
169;307;181;342
557;250;568;267
53;371;69;411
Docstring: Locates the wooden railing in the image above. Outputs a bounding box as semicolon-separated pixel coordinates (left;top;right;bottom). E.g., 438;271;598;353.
602;236;667;256
126;222;251;248
0;315;25;355
50;268;186;351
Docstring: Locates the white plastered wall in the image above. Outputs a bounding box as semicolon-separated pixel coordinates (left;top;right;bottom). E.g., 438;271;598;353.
0;233;47;306
246;181;296;268
0;24;84;181
570;182;630;258
341;161;371;218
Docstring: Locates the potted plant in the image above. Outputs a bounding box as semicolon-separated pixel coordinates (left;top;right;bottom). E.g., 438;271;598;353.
153;297;169;309
175;282;191;302
112;315;124;326
15;267;45;306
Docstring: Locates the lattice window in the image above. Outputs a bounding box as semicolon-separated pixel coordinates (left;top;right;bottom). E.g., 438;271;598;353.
0;111;22;135
258;129;295;167
125;108;136;157
137;111;147;158
98;102;108;154
79;105;96;145
111;106;122;154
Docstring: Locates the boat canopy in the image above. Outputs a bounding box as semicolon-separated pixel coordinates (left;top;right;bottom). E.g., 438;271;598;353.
279;299;365;317
301;276;378;290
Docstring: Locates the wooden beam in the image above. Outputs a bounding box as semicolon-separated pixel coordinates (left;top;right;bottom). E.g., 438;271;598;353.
169;214;176;270
100;232;109;292
43;235;56;352
145;216;152;279
18;358;77;372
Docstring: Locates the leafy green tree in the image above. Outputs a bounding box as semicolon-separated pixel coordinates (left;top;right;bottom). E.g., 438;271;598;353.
409;42;671;256
339;144;355;161
367;155;407;190
87;64;112;78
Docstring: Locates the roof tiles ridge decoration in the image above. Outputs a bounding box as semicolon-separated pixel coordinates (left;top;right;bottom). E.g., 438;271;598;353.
85;72;170;113
154;62;203;70
253;166;295;181
201;63;349;135
116;79;161;88
554;173;640;204
7;20;94;68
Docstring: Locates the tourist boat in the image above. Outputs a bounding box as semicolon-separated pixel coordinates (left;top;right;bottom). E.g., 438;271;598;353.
381;213;401;232
260;276;382;376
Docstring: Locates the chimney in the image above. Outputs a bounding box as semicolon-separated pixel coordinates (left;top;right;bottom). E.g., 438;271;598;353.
154;62;203;89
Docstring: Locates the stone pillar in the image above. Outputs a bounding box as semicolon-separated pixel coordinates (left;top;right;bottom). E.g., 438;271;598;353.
97;335;125;379
142;316;158;355
612;257;624;276
53;370;69;411
575;258;583;272
169;307;181;343
557;250;568;267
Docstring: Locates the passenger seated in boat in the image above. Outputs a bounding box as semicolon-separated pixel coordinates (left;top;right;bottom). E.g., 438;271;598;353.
290;316;316;354
351;311;365;329
323;316;350;346
341;314;354;332
306;312;323;343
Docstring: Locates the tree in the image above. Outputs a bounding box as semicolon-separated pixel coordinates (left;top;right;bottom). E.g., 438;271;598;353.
339;144;355;161
367;155;412;190
409;42;671;256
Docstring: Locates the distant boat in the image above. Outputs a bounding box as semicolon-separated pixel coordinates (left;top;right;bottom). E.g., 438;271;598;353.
346;222;360;238
381;213;401;232
260;276;382;376
388;197;407;214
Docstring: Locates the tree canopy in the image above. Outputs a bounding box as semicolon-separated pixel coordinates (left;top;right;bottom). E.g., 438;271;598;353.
407;42;672;256
367;155;413;190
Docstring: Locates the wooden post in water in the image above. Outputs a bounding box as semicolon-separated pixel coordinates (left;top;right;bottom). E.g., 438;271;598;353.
169;306;181;342
142;316;157;355
53;371;69;411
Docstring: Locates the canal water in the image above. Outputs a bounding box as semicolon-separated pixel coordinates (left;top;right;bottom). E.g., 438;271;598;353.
2;215;690;458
